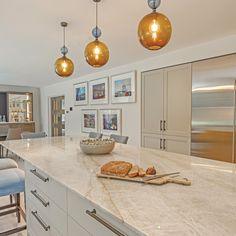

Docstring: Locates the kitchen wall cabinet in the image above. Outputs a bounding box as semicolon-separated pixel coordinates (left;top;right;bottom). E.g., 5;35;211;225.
141;64;191;155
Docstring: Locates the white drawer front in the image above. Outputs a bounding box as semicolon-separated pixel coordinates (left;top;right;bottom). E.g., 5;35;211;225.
25;162;67;211
27;198;62;236
26;181;67;236
68;190;137;236
68;216;92;236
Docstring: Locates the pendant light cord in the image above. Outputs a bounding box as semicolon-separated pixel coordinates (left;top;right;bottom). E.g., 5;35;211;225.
96;1;98;29
63;26;66;47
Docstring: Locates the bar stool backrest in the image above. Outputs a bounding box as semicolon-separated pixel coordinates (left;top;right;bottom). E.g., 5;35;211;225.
21;131;47;139
6;128;22;140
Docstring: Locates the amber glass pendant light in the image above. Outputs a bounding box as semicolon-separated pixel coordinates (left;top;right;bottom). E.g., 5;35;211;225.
138;0;172;50
55;22;74;77
84;0;109;68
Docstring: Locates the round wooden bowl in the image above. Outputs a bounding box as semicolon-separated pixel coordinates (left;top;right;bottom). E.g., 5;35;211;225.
80;138;115;155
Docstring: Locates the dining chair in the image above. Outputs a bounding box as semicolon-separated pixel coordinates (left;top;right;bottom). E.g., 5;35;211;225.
21;131;47;139
89;132;103;139
110;134;129;144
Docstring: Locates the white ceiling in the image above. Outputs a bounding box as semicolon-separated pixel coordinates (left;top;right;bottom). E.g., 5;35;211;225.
0;0;236;87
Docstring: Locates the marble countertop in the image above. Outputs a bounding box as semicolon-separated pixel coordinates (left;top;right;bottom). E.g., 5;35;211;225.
1;136;236;236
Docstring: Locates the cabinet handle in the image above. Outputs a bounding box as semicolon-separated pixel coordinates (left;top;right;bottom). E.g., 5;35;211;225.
31;211;50;231
160;120;163;131
163;139;166;150
30;169;49;182
163;121;166;131
31;190;49;207
86;209;127;236
160;139;163;149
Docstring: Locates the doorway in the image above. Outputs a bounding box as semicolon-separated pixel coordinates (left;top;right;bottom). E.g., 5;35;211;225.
51;96;65;137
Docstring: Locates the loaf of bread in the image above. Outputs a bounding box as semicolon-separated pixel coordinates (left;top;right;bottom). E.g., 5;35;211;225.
128;165;139;178
101;161;132;177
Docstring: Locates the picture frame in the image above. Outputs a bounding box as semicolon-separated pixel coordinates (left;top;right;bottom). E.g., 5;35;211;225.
89;77;109;105
111;71;136;104
74;82;88;106
100;109;121;135
81;109;98;133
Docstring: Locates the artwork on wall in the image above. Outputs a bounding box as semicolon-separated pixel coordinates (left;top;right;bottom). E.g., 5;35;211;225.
111;71;136;104
81;109;98;133
74;82;88;105
100;109;121;135
89;77;109;105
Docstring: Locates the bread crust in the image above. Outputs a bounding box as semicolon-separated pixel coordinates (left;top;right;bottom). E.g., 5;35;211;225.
128;165;139;178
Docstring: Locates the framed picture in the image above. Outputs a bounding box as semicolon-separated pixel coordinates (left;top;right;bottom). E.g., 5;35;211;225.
81;109;98;133
111;71;136;104
74;82;88;105
100;109;121;135
89;77;109;105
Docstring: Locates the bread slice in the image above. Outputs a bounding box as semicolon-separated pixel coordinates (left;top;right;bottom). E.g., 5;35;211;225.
138;168;146;177
128;165;139;178
101;161;132;177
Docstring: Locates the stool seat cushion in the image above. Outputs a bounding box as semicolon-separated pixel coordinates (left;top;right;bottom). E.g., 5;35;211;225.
0;169;25;197
0;159;18;170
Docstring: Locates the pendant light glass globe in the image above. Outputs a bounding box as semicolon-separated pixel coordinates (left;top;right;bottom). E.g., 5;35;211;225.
84;39;109;67
55;56;74;77
54;22;74;78
138;0;172;50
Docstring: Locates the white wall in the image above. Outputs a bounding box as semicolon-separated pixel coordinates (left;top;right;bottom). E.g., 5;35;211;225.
0;85;41;131
40;34;236;147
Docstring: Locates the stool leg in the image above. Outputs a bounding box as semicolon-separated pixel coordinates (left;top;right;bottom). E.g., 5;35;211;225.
16;193;21;223
10;194;13;204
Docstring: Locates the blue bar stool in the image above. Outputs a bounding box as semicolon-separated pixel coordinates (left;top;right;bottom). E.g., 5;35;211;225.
0;168;26;235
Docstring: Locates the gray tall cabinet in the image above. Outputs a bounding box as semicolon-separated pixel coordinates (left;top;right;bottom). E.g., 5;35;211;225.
141;64;192;155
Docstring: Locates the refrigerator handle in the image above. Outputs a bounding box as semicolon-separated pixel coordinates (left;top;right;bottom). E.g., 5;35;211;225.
160;120;163;131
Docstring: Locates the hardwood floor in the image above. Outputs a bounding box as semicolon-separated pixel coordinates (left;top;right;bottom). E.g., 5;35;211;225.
0;195;27;236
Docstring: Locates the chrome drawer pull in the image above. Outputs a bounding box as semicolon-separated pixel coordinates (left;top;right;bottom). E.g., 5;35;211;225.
30;169;49;182
31;190;49;207
86;209;127;236
31;211;50;231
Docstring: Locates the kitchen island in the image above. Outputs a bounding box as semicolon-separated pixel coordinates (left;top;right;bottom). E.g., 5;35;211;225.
0;136;236;236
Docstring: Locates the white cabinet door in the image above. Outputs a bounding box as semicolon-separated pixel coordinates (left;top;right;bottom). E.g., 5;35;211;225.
142;133;163;150
164;135;190;155
164;64;192;137
142;69;164;134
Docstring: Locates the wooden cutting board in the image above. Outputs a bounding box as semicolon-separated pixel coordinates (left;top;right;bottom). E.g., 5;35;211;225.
97;173;191;186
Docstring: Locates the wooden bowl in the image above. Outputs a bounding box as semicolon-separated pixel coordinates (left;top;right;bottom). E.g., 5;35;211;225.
80;138;115;155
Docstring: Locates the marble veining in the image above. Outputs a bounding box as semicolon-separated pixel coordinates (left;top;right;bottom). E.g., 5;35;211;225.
1;136;236;236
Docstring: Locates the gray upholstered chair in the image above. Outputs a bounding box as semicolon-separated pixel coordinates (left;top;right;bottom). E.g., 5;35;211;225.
6;128;22;141
89;132;103;139
5;128;22;157
110;134;129;144
21;131;47;139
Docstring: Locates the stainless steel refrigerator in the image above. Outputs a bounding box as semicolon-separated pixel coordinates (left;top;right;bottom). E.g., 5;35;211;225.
191;54;236;163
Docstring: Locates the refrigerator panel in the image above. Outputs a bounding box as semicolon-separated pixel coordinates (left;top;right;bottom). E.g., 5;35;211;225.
191;55;236;163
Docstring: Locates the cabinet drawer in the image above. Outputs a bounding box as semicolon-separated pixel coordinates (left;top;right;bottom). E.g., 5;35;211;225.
68;190;138;236
27;198;62;236
26;181;67;236
68;216;92;236
25;162;67;211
